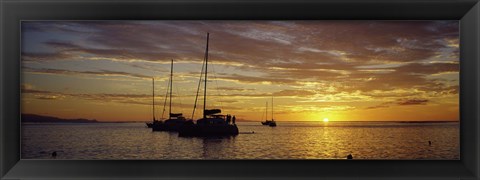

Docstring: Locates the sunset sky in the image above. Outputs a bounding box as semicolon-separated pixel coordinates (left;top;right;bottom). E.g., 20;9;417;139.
21;21;459;122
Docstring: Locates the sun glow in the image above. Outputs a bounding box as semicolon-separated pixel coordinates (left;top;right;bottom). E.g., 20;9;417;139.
323;118;329;122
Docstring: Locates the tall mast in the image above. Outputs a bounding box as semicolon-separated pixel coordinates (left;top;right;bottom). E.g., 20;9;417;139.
203;33;209;119
265;101;268;121
191;55;205;119
271;96;274;121
152;78;155;121
161;77;170;120
169;59;173;118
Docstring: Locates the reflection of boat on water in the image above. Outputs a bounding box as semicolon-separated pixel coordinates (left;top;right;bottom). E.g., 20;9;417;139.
152;59;188;132
146;78;162;128
261;96;276;127
178;33;239;137
200;136;234;159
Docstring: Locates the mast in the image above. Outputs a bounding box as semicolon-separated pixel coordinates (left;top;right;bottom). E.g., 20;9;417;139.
152;78;155;121
203;33;209;119
271;96;274;121
161;77;170;119
169;59;173;118
191;56;205;119
265;101;268;121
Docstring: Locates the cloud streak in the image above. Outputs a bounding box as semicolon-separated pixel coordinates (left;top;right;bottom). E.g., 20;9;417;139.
24;67;152;79
21;21;459;121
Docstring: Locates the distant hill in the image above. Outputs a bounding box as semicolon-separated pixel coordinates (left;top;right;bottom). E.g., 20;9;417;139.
22;114;99;123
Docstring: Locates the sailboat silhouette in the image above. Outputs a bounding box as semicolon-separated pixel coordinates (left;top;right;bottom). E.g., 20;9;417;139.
146;78;160;128
261;96;277;127
178;33;239;137
152;59;188;132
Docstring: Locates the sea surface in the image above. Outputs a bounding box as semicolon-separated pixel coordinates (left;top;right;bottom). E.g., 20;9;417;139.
21;121;459;160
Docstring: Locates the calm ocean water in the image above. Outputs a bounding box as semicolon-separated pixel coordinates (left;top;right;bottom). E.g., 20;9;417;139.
21;121;459;160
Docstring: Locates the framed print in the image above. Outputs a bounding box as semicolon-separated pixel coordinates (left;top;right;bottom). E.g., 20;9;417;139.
19;20;461;161
1;0;479;179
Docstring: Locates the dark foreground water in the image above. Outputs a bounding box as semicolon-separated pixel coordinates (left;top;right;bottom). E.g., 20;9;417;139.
21;121;459;160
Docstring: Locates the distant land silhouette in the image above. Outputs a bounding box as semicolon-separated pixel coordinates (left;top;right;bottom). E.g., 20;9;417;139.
21;114;456;123
21;114;259;123
22;114;99;123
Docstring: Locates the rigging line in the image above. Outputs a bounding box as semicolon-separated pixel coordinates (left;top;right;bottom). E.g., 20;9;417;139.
203;33;209;119
210;60;224;111
161;76;171;120
261;101;266;121
169;59;173;119
175;86;184;114
271;95;274;121
265;101;268;121
192;54;206;120
152;78;155;121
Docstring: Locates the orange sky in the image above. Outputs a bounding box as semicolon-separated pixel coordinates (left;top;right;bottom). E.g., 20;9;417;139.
21;21;459;122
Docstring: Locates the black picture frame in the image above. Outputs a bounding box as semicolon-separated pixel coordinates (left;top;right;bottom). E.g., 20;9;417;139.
1;0;479;179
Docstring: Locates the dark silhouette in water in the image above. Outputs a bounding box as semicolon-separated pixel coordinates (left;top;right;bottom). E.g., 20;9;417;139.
261;97;277;127
152;60;189;132
268;96;277;127
269;121;277;127
261;101;273;126
428;141;432;146
51;151;57;158
347;154;353;159
146;78;162;128
226;114;231;124
178;33;238;137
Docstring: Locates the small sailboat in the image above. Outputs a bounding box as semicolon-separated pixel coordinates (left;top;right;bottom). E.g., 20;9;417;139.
261;101;273;125
261;96;277;126
146;78;161;128
152;59;188;132
178;33;239;137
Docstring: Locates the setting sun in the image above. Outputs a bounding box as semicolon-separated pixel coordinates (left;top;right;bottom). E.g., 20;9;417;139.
323;118;329;122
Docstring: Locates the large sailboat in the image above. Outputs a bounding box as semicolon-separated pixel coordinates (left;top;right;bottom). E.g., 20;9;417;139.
152;59;188;132
178;33;239;137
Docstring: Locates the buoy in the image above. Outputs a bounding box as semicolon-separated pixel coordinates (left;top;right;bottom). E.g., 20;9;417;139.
347;154;353;159
52;151;57;158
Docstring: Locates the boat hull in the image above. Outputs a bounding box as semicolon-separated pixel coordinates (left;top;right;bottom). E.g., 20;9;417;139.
146;122;153;128
261;120;273;125
152;119;188;132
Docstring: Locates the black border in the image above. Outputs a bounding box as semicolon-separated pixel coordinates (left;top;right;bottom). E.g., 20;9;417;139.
1;0;479;179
